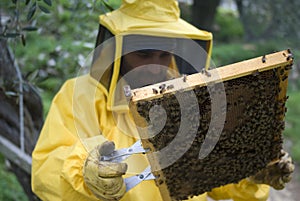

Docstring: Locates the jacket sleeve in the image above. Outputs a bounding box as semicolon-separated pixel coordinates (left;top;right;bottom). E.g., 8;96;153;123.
207;179;270;201
31;78;107;201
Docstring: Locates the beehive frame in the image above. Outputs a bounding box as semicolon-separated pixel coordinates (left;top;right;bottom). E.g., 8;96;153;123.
128;50;293;201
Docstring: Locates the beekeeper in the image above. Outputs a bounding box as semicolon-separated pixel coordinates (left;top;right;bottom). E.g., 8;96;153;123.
31;0;294;201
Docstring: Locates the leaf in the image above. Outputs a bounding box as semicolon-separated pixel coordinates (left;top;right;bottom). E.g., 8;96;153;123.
5;91;18;97
101;0;114;11
5;33;20;38
21;34;26;46
26;69;39;82
43;0;52;6
22;26;38;31
27;2;37;21
38;4;50;13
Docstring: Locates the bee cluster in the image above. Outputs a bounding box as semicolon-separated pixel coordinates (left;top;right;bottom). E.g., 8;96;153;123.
133;64;291;201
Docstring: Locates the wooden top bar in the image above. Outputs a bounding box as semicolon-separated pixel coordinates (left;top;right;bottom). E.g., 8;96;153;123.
131;50;293;102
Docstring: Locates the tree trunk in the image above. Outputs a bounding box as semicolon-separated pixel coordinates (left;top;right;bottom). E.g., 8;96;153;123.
235;0;300;41
191;0;221;32
0;37;43;201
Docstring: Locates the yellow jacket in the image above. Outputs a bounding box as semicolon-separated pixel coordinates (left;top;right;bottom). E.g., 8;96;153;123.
31;74;270;201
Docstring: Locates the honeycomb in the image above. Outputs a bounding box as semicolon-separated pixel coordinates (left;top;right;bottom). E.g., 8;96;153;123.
128;50;293;201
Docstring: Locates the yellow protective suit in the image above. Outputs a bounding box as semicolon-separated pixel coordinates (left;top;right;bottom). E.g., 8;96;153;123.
31;0;270;200
31;74;270;201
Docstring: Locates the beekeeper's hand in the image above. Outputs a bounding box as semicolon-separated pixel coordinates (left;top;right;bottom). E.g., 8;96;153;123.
83;141;127;200
249;149;294;190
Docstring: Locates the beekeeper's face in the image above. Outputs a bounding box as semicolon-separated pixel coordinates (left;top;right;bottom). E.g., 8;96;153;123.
120;50;172;89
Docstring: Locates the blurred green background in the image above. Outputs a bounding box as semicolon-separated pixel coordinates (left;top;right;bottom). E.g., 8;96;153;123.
1;0;299;200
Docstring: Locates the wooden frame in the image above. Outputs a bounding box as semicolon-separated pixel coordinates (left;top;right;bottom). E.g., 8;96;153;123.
128;50;293;201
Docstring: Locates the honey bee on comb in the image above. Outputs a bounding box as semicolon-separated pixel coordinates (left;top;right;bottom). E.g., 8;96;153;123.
128;50;293;201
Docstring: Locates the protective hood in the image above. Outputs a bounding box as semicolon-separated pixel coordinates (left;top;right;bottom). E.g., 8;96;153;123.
100;0;212;40
94;0;213;112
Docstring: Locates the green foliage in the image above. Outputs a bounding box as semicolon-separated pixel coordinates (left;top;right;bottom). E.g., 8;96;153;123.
1;1;122;200
285;91;300;162
0;154;28;201
107;0;122;9
0;0;52;43
12;0;122;115
214;8;244;43
212;42;273;67
237;0;300;41
212;39;298;66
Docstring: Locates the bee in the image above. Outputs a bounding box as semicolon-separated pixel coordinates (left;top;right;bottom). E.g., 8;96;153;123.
252;70;259;76
284;65;292;70
167;84;174;90
281;74;288;81
280;68;285;75
152;88;158;94
182;74;187;82
286;49;294;61
160;89;166;94
286;54;293;61
283;95;289;101
276;87;282;94
262;55;266;63
201;69;211;77
159;83;166;90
